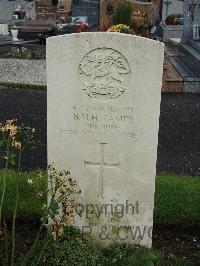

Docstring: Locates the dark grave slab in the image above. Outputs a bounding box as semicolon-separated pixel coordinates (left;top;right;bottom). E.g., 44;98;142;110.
17;24;53;41
72;0;100;27
169;55;200;92
162;58;183;93
181;43;200;62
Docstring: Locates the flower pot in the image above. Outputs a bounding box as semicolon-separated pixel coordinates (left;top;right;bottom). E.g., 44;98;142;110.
11;29;18;41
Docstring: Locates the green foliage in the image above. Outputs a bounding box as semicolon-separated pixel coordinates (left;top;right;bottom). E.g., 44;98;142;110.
113;4;132;26
0;170;46;217
0;119;37;166
102;245;165;265
0;170;197;265
20;226;103;265
19;229;190;265
165;14;176;25
0;171;200;225
174;258;190;266
154;173;200;225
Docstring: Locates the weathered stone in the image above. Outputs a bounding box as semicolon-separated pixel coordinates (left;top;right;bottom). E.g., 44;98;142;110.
47;32;164;247
182;0;200;43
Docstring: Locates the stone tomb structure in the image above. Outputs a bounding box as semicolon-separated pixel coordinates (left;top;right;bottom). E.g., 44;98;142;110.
162;0;183;21
33;0;56;25
182;0;200;43
167;0;200;93
161;0;184;42
47;32;164;247
99;0;160;31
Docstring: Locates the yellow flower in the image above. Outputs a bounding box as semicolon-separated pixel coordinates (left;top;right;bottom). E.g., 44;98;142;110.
37;192;43;198
1;119;18;136
12;140;21;149
9;125;18;136
27;178;33;185
107;24;134;35
42;203;47;209
32;128;36;133
38;170;43;177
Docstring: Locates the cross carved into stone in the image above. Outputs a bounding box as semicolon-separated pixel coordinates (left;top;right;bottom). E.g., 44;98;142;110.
164;0;172;18
84;143;120;198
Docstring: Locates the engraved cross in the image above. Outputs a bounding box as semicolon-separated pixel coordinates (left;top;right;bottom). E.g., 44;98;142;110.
84;143;119;198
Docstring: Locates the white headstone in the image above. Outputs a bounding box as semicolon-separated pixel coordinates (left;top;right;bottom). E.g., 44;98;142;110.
0;24;9;36
47;33;164;247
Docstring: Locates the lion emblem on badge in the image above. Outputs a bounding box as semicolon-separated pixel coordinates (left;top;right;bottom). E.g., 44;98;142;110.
79;48;130;101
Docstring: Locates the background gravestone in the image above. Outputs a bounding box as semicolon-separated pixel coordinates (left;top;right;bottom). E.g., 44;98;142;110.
162;0;183;21
182;0;200;43
47;32;164;247
29;0;56;25
25;0;36;21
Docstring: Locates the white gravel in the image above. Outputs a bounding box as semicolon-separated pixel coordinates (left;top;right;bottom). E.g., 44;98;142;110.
0;58;46;86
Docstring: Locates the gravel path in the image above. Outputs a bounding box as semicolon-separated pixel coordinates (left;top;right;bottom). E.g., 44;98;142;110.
0;58;46;86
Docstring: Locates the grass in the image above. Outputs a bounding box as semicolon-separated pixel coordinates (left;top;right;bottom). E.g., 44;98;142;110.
155;173;200;225
0;170;199;225
0;170;47;217
0;170;199;265
18;226;190;266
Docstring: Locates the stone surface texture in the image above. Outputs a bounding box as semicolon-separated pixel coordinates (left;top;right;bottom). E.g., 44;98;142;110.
0;0;26;22
162;58;183;93
47;32;164;247
161;24;183;43
99;0;155;30
162;0;183;21
182;0;200;43
0;58;46;86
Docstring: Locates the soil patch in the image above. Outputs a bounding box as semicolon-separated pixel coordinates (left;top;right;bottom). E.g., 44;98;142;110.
3;216;200;265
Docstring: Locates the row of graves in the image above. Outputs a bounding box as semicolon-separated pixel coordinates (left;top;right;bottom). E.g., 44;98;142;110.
0;0;82;45
0;0;160;44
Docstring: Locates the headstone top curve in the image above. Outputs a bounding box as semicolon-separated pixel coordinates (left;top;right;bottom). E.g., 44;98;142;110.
47;32;165;49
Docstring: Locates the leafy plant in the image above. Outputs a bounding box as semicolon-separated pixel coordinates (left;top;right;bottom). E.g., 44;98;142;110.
21;166;81;265
113;4;133;26
0;119;37;266
165;14;177;25
10;23;17;30
20;226;103;265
